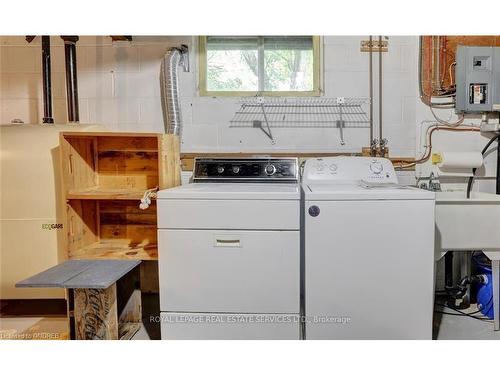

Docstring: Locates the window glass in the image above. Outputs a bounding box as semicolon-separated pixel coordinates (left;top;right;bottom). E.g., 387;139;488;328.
201;36;319;95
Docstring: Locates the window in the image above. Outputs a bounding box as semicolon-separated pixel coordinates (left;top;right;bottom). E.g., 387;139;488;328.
199;36;320;96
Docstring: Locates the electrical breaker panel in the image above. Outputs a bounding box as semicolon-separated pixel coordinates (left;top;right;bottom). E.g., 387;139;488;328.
455;46;500;113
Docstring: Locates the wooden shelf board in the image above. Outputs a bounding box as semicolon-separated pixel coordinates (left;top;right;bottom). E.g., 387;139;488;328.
180;152;416;171
67;188;150;200
61;131;162;138
69;242;158;260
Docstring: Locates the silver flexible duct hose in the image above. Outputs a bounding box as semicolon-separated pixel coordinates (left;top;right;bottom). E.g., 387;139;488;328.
160;45;189;136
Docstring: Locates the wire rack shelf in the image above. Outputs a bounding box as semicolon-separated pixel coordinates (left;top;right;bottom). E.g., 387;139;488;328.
230;97;371;128
229;97;371;144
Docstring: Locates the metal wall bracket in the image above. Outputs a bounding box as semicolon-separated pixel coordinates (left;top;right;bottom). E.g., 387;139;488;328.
336;97;346;145
252;99;275;144
361;40;388;52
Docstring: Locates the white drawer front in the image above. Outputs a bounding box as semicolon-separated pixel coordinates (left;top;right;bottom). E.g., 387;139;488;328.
159;229;300;313
160;312;300;340
157;199;299;230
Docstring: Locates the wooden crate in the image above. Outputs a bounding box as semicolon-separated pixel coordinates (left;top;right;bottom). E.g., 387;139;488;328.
60;132;180;261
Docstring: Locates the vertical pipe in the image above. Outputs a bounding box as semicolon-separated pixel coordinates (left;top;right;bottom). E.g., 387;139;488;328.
444;252;454;294
378;35;383;141
459;251;471;308
368;36;373;144
62;36;79;122
161;46;189;136
431;36;443;93
496;139;500;194
41;36;54;124
492;260;500;331
257;36;265;93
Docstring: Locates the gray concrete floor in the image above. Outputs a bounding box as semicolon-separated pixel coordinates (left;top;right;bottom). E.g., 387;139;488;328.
0;316;69;340
2;293;499;340
131;323;152;340
433;297;499;340
434;313;498;340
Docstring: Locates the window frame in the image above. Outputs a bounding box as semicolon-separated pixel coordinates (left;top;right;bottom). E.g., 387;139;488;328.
198;35;321;97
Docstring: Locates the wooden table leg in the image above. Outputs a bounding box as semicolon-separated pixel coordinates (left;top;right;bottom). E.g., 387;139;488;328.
116;265;142;339
74;285;118;340
72;267;141;340
67;289;75;340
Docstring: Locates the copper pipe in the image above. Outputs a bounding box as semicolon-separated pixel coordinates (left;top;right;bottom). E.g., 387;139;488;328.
419;36;456;107
393;126;480;168
369;36;374;144
378;35;383;141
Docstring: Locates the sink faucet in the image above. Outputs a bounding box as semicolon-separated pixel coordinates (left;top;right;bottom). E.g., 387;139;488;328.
418;172;441;191
428;172;441;191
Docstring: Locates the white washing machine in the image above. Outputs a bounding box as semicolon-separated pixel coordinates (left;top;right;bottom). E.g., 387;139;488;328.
302;157;435;339
157;158;301;339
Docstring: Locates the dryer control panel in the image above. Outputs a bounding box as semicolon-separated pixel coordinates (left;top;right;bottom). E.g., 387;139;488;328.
302;157;398;184
193;157;298;183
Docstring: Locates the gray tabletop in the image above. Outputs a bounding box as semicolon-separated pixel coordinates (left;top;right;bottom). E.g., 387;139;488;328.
16;259;141;289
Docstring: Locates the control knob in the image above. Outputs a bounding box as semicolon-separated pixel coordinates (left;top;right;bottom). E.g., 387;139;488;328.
232;165;240;174
370;161;383;174
217;165;225;174
265;164;276;175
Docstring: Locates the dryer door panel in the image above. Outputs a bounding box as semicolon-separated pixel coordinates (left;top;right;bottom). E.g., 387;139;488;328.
158;229;300;313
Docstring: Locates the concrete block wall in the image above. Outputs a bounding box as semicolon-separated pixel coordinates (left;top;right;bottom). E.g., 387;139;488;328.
3;35;493;186
1;36;172;131
1;35;420;158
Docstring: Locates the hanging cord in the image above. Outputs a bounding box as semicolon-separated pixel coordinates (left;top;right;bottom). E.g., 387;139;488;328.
467;295;493;316
434;303;493;322
139;188;158;210
466;134;500;198
448;61;456;88
429;106;465;127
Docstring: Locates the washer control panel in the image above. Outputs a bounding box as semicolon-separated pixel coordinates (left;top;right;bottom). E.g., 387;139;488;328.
193;157;298;183
303;157;398;184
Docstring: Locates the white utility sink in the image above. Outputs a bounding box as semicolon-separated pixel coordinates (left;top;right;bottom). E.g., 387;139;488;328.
435;191;500;252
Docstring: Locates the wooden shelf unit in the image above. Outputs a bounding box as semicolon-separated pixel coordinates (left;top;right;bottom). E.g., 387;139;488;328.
60;132;180;261
66;199;159;260
66;188;148;200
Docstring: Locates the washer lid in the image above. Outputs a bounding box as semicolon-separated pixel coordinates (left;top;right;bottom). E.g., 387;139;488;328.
303;183;435;200
157;182;300;200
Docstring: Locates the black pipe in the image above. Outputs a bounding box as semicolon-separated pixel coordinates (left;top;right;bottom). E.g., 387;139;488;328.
61;36;79;122
41;36;54;124
449;274;488;299
467;134;500;198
